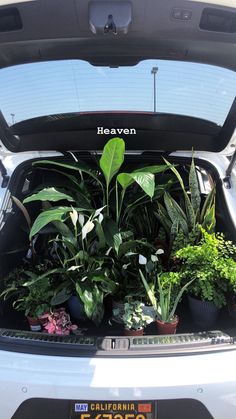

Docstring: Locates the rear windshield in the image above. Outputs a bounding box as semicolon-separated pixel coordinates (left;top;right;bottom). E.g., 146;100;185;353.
0;59;235;126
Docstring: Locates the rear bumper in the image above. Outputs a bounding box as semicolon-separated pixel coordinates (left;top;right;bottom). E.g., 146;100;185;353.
0;349;236;419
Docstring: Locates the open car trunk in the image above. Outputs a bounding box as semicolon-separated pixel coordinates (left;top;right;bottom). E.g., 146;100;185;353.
0;150;235;356
0;0;235;356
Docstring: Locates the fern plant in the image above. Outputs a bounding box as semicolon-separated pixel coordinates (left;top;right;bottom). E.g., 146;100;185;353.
176;229;236;308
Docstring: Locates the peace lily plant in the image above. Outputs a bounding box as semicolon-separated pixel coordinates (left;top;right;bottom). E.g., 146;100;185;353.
23;137;169;324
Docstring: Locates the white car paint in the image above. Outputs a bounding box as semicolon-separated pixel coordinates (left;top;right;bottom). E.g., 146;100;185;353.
0;349;236;418
0;140;236;419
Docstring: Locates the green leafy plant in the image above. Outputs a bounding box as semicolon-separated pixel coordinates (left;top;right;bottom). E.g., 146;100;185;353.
99;137;168;222
113;300;153;331
22;137;170;311
24;137;168;236
46;207;117;325
176;229;236;308
0;264;59;318
139;270;194;323
156;158;216;250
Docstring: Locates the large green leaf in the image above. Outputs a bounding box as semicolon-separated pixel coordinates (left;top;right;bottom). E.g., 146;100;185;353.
75;283;104;325
169;278;195;321
123;183;172;221
139;270;158;312
51;288;72;306
189;158;201;215
33;166;93;209
33;159;102;186
202;204;216;232
22;268;63;286
99;137;125;188
155;203;172;234
118;239;155;258
133;164;167;174
53;220;78;248
163;159;185;190
117;172;155;198
24;188;75;204
74;192;93;210
29;206;87;239
92;276;117;294
95;221;106;249
30;207;69;238
164;192;188;235
118;165;166;192
170;220;179;243
163;158;195;228
102;218;122;253
200;187;215;225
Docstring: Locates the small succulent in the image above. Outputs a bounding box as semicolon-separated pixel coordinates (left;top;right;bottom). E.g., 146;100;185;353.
40;308;78;335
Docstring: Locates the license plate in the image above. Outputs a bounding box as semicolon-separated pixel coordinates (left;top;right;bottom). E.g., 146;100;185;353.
70;401;154;419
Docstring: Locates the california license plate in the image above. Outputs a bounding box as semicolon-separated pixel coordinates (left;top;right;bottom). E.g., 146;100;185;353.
70;401;155;419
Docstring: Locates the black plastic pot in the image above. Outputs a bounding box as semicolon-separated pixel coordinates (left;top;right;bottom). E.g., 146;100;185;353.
68;295;87;321
188;295;220;329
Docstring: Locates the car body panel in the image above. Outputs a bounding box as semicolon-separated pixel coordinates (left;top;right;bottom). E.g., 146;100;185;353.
0;2;235;419
0;0;235;70
0;349;236;418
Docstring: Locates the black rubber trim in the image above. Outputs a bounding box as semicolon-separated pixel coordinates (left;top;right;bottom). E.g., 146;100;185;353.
0;328;235;358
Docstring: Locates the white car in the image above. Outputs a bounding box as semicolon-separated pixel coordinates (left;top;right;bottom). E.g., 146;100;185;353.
0;1;236;419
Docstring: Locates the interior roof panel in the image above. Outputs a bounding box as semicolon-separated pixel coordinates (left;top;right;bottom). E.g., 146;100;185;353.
0;0;235;69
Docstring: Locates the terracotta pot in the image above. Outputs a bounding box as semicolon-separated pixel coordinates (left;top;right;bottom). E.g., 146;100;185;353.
156;316;179;335
124;328;144;336
27;316;41;332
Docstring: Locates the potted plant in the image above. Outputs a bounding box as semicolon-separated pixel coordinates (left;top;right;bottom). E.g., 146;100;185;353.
47;207;118;325
176;228;236;328
0;265;59;331
23;137;168;237
40;308;78;335
156;157;216;254
113;300;153;336
140;270;194;334
23;137;169;314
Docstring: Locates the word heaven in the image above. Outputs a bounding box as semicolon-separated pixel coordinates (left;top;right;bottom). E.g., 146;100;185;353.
97;127;136;135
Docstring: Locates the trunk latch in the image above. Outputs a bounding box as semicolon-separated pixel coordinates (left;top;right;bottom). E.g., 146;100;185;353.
97;337;130;351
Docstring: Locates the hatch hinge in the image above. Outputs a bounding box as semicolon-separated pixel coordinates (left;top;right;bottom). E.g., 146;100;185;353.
0;159;9;188
223;149;236;189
